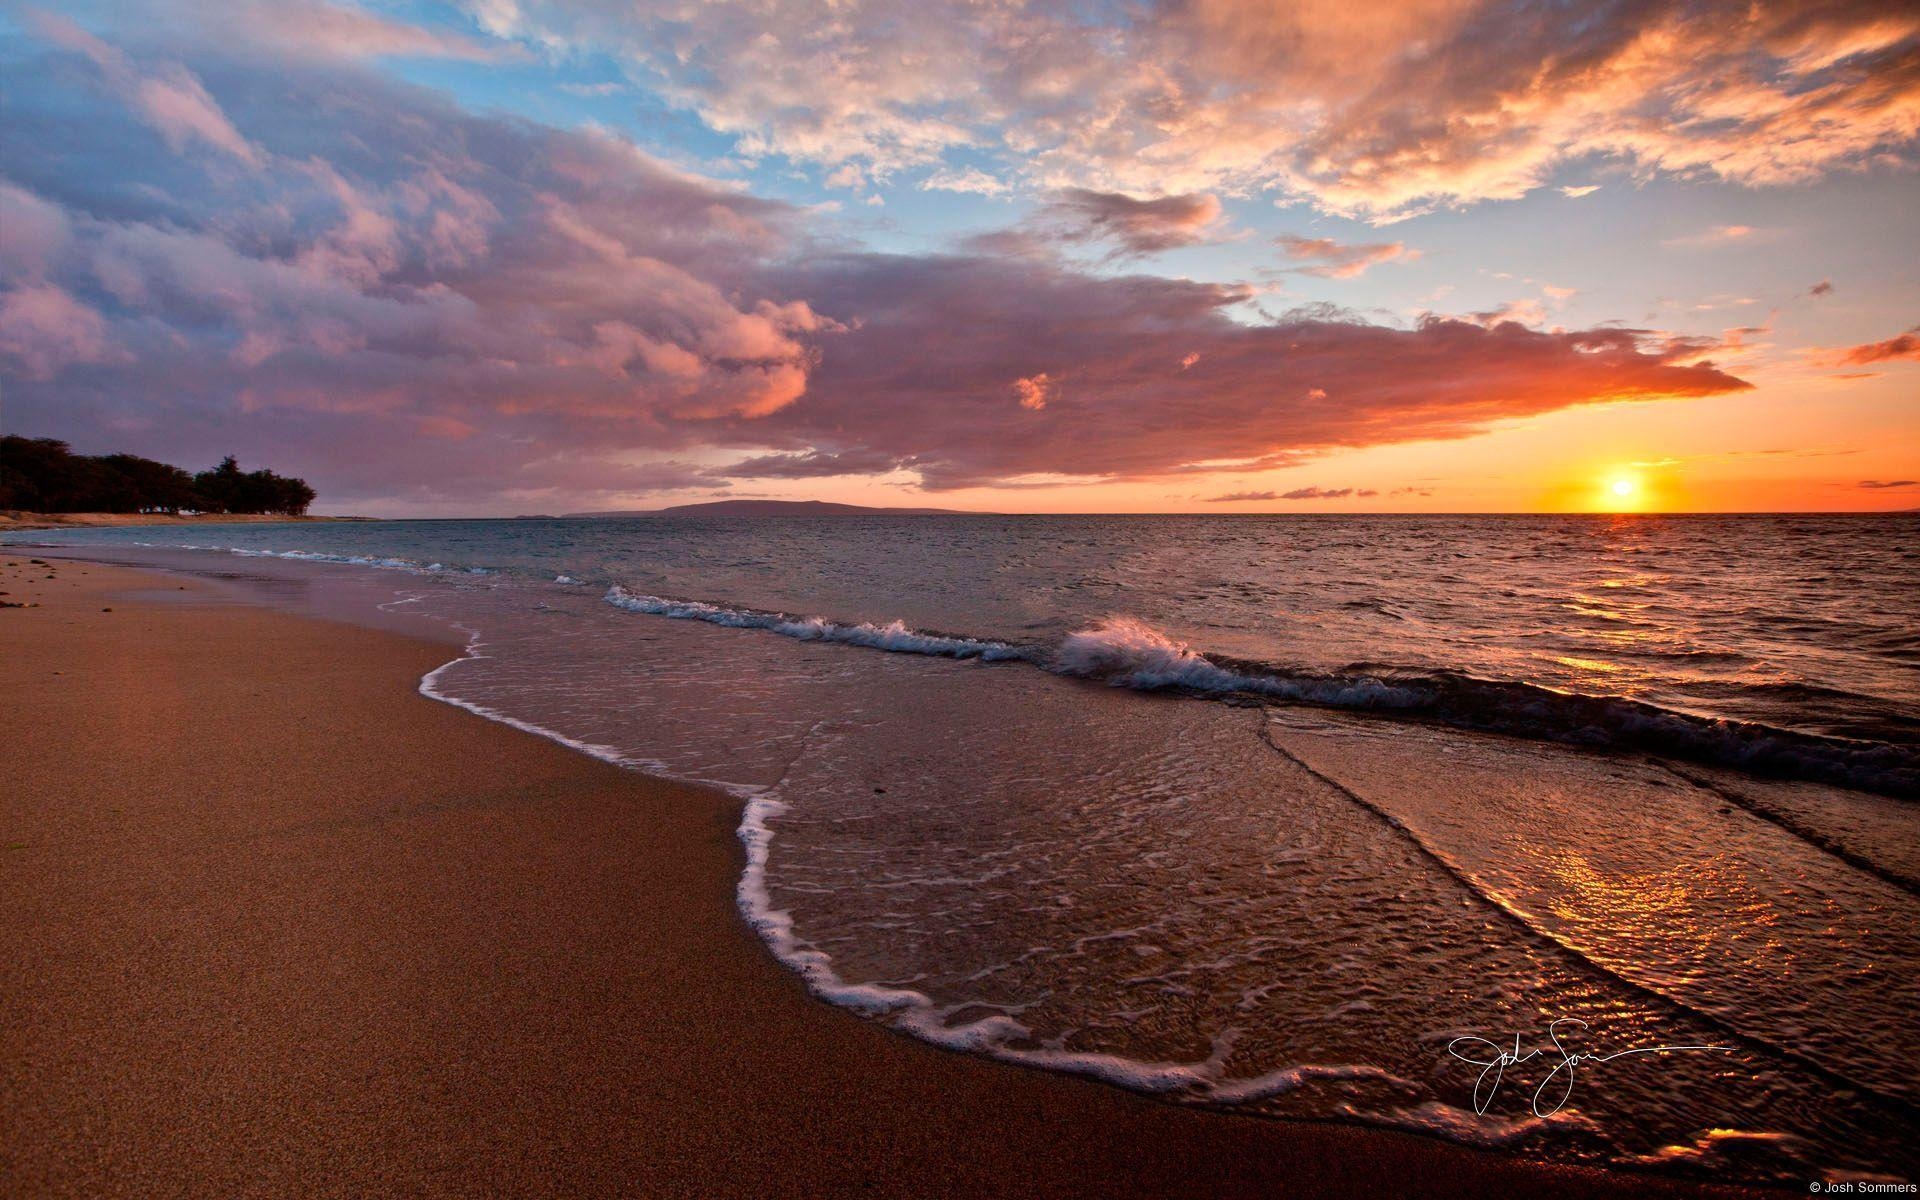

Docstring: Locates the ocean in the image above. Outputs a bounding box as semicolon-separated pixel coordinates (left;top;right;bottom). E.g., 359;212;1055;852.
18;513;1919;1183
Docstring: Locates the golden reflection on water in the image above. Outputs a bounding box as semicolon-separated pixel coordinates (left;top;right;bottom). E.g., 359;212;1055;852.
1538;850;1793;989
1552;655;1624;675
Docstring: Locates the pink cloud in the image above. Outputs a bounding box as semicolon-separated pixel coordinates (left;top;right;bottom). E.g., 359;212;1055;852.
0;284;117;380
32;12;263;166
471;1;1920;220
221;0;505;61
1663;225;1777;249
1276;234;1418;279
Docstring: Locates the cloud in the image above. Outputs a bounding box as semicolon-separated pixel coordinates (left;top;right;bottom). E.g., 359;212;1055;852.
921;167;1011;197
1559;185;1600;198
1663;224;1774;248
0;19;1756;509
30;12;263;167
1022;189;1224;256
49;0;508;62
1859;480;1918;489
1469;299;1550;328
1204;487;1376;501
1809;279;1835;297
715;255;1749;490
466;0;1920;220
1275;234;1417;279
0;284;117;380
216;1;506;62
705;448;903;479
1836;324;1920;364
1011;373;1058;410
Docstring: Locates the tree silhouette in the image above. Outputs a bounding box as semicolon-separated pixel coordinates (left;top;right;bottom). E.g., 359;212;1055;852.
1;438;316;516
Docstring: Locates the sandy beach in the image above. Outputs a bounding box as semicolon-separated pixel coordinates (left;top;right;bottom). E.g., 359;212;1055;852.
0;557;1767;1198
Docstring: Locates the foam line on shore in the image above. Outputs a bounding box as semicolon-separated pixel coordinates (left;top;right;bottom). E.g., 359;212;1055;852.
415;620;760;801
733;783;1462;1115
604;586;1026;661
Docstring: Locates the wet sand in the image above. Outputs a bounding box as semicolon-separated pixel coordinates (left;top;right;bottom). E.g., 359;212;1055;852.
0;557;1760;1198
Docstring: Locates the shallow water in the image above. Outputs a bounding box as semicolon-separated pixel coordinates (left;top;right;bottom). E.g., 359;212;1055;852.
18;514;1918;1183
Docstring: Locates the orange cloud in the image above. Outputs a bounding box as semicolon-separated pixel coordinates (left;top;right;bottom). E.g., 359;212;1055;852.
1012;373;1058;410
1838;324;1920;364
1275;235;1418;278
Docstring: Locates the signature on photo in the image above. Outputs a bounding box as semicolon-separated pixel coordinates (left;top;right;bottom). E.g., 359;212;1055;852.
1448;1018;1733;1117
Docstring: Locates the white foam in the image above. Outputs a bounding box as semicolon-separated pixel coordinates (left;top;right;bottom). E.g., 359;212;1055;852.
98;541;501;578
1053;616;1421;707
415;621;759;801
732;783;1423;1106
605;586;1024;661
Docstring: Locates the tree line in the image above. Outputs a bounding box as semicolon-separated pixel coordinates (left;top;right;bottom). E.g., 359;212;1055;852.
0;437;317;516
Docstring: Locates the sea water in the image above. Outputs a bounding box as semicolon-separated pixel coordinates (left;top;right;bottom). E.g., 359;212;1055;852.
18;513;1918;1183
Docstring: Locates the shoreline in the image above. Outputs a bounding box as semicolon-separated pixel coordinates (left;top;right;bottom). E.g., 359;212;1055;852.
1;511;377;531
0;557;1766;1197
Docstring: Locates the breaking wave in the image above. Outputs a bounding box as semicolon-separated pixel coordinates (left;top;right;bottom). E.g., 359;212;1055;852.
603;586;1026;660
1050;616;1918;798
605;595;1918;798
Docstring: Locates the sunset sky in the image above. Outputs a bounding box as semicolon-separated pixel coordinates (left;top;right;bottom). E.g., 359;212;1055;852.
2;0;1915;515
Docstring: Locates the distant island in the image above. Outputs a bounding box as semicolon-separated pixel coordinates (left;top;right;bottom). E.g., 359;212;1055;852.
561;500;982;518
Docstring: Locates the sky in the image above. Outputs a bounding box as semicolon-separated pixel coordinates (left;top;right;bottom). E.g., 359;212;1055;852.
0;0;1916;516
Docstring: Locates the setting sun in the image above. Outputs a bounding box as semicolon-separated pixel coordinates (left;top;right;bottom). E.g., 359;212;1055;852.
1595;473;1650;510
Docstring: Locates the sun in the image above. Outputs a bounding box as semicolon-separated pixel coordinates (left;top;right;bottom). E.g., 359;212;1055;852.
1595;472;1654;511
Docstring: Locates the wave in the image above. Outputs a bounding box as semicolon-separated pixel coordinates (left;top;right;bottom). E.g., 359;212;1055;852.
605;595;1918;798
1055;616;1427;708
603;586;1026;661
159;543;498;576
41;525;1915;800
1049;617;1918;799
